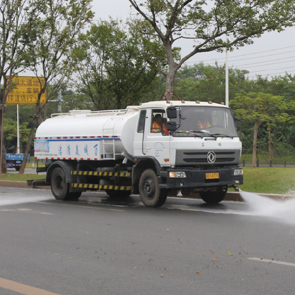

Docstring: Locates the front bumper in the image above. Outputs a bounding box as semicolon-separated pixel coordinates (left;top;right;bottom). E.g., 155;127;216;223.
159;166;243;189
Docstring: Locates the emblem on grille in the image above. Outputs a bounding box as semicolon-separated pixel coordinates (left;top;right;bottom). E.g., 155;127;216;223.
207;151;216;164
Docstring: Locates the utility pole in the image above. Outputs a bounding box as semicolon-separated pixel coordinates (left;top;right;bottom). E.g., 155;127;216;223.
58;89;62;112
48;89;63;112
225;49;229;106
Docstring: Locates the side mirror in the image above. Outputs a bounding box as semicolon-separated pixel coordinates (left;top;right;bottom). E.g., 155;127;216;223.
167;107;177;119
166;121;177;132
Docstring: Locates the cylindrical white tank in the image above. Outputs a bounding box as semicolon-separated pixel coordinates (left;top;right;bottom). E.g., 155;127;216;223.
34;107;139;160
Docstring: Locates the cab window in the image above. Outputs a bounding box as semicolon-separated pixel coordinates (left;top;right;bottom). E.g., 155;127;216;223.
137;110;146;133
151;109;169;136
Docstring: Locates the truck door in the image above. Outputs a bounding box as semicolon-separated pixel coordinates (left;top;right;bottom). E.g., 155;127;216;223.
144;109;171;166
133;109;171;166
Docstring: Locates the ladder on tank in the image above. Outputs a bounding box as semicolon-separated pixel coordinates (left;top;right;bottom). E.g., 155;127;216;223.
101;137;116;160
101;111;124;160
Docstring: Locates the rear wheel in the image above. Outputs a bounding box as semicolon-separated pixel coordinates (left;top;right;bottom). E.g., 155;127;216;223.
139;169;167;207
199;189;227;204
15;166;20;171
51;167;71;201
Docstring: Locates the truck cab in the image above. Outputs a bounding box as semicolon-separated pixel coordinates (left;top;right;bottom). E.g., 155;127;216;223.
132;100;243;205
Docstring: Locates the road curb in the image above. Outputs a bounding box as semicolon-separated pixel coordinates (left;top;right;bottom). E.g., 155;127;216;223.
0;180;50;190
0;180;294;201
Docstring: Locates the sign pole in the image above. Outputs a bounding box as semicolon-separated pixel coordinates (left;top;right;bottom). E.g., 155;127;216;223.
17;104;20;153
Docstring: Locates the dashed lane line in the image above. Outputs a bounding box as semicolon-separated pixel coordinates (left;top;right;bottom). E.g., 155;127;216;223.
248;257;295;267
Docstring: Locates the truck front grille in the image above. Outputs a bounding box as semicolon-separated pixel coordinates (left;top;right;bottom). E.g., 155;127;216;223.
176;150;239;166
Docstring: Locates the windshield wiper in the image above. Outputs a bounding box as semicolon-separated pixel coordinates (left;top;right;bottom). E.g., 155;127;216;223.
173;131;204;137
209;133;235;138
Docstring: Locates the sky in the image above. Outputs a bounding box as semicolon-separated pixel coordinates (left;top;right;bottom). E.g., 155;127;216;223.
92;0;295;80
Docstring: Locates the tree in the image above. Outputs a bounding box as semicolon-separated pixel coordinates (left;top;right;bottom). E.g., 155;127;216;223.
230;92;290;167
74;19;165;110
47;89;95;114
0;0;36;175
173;63;250;102
129;0;295;99
18;0;94;174
3;117;30;153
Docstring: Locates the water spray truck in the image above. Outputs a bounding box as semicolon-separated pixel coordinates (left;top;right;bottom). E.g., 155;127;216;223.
33;100;243;207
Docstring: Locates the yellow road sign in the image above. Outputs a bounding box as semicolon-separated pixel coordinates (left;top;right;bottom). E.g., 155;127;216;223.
6;76;46;105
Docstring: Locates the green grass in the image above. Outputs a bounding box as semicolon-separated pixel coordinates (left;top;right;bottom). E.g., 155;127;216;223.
235;167;295;195
1;167;295;195
26;162;45;168
0;173;46;182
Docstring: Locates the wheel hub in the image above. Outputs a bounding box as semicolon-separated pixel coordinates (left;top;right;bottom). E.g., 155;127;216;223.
143;178;155;199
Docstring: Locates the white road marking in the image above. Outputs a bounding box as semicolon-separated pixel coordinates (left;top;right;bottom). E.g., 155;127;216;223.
41;212;54;215
248;257;295;267
17;208;32;211
0;209;15;212
41;201;125;212
167;205;255;216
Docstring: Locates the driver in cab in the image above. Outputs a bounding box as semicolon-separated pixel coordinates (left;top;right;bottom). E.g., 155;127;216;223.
197;112;211;129
151;114;169;135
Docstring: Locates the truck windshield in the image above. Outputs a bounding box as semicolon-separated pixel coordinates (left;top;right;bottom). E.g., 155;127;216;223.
170;106;238;137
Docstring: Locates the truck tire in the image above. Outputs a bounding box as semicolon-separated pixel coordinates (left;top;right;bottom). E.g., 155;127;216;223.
106;190;131;198
51;167;72;201
199;189;227;204
15;167;20;171
139;169;167;207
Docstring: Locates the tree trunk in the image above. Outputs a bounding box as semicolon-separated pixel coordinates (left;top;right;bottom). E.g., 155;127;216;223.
164;42;179;100
0;103;7;176
252;119;259;167
1;146;7;174
268;128;272;161
19;103;42;174
273;127;277;156
165;71;175;100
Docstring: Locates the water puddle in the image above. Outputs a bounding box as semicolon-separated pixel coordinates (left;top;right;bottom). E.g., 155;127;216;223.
0;188;51;206
0;196;52;206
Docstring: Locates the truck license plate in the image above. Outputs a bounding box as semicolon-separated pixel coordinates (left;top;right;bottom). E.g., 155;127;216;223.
16;161;21;164
206;173;219;179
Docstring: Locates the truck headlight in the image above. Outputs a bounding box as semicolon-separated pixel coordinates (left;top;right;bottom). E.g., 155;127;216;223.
169;171;187;178
234;169;243;176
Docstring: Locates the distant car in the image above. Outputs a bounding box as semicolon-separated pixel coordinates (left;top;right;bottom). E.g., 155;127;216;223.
5;149;30;171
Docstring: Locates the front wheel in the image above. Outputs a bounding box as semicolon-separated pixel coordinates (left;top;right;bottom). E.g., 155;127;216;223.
199;189;227;204
139;169;167;207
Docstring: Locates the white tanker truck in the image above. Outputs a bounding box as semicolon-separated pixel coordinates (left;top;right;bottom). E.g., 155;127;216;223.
33;100;243;207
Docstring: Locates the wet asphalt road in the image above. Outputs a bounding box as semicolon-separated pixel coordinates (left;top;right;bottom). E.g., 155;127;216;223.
0;187;294;295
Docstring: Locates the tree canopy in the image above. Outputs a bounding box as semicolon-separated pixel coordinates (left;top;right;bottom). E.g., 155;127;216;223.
18;0;94;173
73;19;166;109
230;92;291;166
129;0;295;99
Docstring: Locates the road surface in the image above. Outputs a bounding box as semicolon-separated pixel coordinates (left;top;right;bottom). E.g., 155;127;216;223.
0;187;294;295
